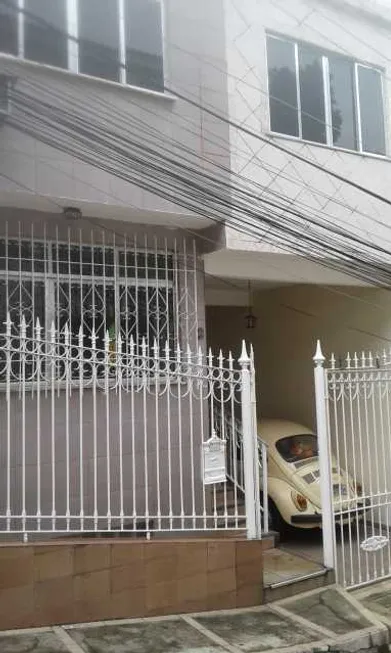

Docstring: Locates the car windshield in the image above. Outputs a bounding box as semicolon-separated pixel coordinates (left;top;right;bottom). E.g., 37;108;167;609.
276;434;318;463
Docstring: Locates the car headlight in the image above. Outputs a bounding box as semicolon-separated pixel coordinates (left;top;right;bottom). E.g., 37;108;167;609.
291;491;308;512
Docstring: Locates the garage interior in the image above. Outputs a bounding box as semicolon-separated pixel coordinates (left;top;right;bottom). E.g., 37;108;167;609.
205;279;391;590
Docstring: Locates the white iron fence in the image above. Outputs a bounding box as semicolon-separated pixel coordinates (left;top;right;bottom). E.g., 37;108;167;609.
0;316;262;540
314;342;391;589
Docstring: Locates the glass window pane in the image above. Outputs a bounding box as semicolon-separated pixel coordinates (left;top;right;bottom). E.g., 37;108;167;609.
125;0;164;91
24;0;68;69
357;66;385;155
0;280;45;334
299;45;326;144
0;0;18;55
78;0;120;82
0;280;45;379
56;282;115;345
0;240;46;273
52;244;114;277
329;57;357;151
267;36;299;137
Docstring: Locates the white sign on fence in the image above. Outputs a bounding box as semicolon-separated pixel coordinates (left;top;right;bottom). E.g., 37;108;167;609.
203;432;227;485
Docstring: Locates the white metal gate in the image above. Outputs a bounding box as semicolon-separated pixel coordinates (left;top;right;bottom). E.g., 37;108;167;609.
0;317;265;540
314;341;391;589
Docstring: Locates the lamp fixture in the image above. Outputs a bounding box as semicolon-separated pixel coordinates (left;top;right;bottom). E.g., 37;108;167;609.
63;206;82;221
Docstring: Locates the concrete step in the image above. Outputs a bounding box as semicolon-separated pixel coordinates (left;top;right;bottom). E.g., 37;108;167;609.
263;547;335;602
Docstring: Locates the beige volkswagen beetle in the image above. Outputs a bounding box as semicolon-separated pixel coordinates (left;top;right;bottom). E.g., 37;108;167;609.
258;419;364;531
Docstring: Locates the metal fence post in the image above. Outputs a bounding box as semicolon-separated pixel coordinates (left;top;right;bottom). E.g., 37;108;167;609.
314;340;335;571
240;341;260;540
250;344;262;537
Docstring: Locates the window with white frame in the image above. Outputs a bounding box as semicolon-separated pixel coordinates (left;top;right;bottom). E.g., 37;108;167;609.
266;34;386;156
0;237;175;354
0;0;164;91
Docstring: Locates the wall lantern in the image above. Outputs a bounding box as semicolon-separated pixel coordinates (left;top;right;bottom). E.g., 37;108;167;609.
245;281;257;330
63;206;83;221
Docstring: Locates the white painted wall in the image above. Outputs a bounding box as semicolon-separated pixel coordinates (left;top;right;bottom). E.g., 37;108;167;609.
207;284;391;428
219;0;391;269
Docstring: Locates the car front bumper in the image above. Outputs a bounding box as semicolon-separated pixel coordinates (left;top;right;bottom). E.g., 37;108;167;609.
291;513;322;525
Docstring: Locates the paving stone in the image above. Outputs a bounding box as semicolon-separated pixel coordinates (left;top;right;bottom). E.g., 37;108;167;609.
283;588;371;635
69;620;227;653
0;631;68;653
196;608;320;652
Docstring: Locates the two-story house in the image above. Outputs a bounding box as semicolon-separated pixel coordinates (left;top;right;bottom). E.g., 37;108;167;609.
1;0;390;542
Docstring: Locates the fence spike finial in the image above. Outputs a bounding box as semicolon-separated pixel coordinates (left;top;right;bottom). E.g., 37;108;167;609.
313;340;325;366
153;338;159;359
239;340;250;365
228;350;234;370
64;322;70;346
5;312;12;336
20;314;27;339
129;334;135;356
77;323;83;345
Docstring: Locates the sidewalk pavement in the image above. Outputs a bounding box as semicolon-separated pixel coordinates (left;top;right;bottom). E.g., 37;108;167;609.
0;585;388;653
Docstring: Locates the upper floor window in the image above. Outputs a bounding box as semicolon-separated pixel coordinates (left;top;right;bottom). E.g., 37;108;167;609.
266;34;386;156
0;0;164;92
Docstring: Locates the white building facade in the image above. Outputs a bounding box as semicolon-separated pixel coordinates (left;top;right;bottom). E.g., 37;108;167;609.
206;0;391;426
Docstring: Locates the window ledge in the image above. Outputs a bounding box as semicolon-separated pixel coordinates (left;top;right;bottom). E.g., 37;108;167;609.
266;130;390;163
0;53;176;103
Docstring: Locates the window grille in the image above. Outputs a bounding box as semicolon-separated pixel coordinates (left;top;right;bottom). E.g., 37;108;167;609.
0;223;199;380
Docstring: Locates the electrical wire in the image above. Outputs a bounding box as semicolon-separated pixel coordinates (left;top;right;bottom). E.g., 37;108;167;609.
7;79;391;290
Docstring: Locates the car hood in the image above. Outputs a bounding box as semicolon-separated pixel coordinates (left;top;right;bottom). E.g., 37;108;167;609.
288;456;357;510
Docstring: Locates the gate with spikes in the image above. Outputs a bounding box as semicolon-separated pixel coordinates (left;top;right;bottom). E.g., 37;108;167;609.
0;316;263;540
314;340;391;589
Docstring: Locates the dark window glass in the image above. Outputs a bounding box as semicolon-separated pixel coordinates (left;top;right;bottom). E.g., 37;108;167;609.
267;36;299;137
0;240;46;273
24;0;68;69
56;282;115;346
0;280;45;379
125;0;164;91
0;279;45;335
329;57;357;150
78;0;120;82
357;66;385;155
299;45;326;144
0;0;18;55
119;251;173;281
52;244;114;277
119;285;174;348
276;435;318;464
